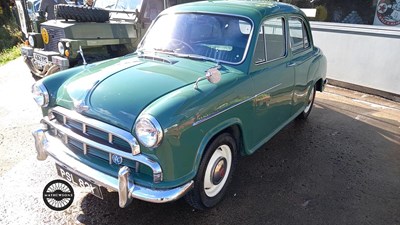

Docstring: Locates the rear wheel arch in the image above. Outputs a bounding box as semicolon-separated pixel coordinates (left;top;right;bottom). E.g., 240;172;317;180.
315;78;324;92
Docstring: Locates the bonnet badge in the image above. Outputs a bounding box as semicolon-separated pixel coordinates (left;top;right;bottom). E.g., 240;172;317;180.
74;100;89;113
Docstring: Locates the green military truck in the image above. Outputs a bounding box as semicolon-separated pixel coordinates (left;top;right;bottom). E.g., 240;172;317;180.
20;0;196;79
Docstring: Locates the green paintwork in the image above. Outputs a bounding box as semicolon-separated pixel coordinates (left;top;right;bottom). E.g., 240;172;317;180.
40;0;327;189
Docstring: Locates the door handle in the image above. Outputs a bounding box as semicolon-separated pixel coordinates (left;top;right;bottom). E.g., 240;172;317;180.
287;62;296;67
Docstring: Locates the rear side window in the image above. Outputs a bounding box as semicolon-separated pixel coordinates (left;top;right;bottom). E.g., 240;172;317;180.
254;17;286;64
288;17;310;53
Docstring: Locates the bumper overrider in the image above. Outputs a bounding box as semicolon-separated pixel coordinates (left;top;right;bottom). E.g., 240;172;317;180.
32;114;194;208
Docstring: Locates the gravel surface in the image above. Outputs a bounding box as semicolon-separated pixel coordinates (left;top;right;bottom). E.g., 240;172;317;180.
0;57;399;225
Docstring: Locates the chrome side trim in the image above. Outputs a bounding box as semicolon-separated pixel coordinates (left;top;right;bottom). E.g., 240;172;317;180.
51;106;140;155
193;83;282;126
32;129;194;207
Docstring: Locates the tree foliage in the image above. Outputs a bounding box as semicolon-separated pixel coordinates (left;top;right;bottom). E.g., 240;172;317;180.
0;0;13;24
0;0;22;52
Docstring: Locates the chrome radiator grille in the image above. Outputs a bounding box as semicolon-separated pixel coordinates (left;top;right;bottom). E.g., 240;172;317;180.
53;111;133;154
67;137;137;169
42;106;163;183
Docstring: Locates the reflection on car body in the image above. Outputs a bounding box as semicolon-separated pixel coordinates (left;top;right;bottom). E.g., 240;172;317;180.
32;0;327;210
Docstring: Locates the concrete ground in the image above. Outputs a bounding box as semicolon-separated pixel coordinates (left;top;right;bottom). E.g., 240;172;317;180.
0;57;399;225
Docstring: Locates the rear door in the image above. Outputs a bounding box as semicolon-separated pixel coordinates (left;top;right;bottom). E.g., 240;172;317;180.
287;16;315;114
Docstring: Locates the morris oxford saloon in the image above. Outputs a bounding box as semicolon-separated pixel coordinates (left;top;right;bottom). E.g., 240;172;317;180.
32;0;327;210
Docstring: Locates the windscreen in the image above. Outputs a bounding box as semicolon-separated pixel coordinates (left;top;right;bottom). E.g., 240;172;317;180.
139;13;253;64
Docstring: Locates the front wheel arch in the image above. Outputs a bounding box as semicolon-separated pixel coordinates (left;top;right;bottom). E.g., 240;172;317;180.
185;132;238;209
193;119;245;177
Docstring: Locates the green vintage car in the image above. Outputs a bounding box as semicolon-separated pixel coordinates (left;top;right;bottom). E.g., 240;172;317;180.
32;0;327;209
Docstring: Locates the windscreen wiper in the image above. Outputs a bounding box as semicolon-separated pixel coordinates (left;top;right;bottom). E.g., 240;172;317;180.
153;48;175;54
175;53;220;64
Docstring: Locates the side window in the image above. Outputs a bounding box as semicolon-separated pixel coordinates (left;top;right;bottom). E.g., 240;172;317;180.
288;17;310;53
263;17;286;61
253;27;266;64
253;17;286;64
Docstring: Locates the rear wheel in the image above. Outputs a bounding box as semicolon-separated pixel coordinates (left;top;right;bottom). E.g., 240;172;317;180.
297;84;316;120
185;133;237;210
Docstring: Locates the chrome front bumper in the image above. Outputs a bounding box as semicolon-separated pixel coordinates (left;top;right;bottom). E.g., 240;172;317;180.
32;128;194;208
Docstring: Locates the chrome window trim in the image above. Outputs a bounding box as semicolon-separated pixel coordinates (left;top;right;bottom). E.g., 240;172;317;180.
50;106;140;155
254;16;288;66
137;11;255;66
193;83;282;126
253;26;266;64
288;16;312;55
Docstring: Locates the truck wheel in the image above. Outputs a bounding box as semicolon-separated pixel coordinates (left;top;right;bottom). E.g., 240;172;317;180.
57;5;109;23
185;133;237;210
297;84;316;120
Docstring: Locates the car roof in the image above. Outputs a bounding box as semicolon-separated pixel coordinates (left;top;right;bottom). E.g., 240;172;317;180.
162;0;305;22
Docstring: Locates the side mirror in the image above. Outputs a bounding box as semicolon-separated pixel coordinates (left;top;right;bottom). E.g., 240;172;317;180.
194;65;222;89
206;67;221;84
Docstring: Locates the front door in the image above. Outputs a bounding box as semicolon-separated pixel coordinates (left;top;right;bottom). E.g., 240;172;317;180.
249;16;294;151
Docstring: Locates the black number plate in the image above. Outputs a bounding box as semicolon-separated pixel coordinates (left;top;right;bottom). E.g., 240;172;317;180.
56;164;103;199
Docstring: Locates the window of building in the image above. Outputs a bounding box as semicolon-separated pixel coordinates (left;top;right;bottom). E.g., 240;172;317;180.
278;0;383;26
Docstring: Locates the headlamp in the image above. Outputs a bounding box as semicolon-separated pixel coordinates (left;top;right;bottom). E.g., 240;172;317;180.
28;36;35;47
58;42;65;55
134;115;163;148
32;82;49;107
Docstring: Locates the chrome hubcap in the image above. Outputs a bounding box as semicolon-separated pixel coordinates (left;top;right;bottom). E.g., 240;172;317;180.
204;145;232;197
211;157;227;185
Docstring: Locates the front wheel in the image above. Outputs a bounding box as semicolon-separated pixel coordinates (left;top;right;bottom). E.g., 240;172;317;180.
185;133;237;210
297;84;316;120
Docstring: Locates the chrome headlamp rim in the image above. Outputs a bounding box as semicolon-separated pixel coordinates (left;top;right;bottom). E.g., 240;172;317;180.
134;115;163;148
57;42;65;55
32;81;49;107
28;35;35;47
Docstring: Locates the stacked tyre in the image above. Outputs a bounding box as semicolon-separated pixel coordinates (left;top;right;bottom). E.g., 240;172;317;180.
56;4;109;23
